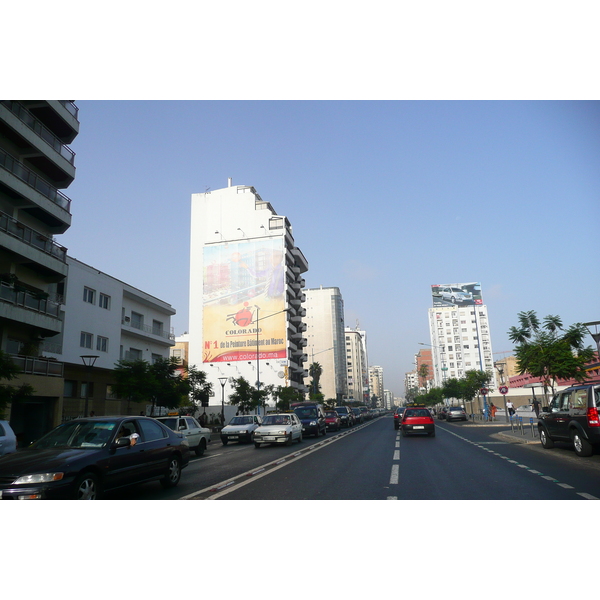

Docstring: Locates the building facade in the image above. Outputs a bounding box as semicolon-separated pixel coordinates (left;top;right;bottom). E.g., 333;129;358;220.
428;304;497;389
188;181;309;409
344;325;369;405
303;286;347;402
0;101;79;440
369;365;384;407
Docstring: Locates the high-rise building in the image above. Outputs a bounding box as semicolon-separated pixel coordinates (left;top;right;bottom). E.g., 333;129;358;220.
344;325;369;405
428;282;497;389
0;101;79;437
303;286;347;402
369;365;384;407
188;181;309;407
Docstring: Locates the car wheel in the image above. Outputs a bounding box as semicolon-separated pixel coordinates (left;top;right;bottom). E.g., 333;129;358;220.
249;432;255;444
572;430;593;457
161;456;181;488
539;427;554;449
298;432;303;443
74;472;100;500
195;438;207;456
254;442;261;448
221;438;228;446
286;433;293;446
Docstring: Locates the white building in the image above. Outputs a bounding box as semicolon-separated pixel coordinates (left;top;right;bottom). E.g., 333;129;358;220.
344;325;369;404
303;286;347;402
188;181;309;409
428;304;497;389
43;256;176;420
369;365;384;407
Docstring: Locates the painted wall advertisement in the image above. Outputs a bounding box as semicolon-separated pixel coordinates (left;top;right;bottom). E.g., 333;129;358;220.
203;238;287;363
431;282;483;307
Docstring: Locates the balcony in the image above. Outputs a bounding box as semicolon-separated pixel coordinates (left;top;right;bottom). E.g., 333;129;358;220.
11;354;63;377
122;318;176;343
0;280;60;318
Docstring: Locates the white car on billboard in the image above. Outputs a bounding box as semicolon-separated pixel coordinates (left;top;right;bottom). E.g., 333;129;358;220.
440;286;472;304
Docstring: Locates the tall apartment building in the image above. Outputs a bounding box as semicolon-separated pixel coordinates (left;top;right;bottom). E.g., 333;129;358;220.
303;286;347;402
428;282;497;389
188;181;309;407
41;257;176;428
404;370;418;398
344;325;369;404
0;101;79;439
369;365;384;407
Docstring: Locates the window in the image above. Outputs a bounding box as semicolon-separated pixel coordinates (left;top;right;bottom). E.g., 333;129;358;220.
131;312;143;329
80;382;94;399
152;320;163;336
99;293;111;309
80;331;93;349
64;380;77;397
97;336;109;353
83;287;96;304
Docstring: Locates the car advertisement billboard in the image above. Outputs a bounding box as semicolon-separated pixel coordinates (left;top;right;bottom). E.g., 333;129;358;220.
431;282;482;307
203;237;287;363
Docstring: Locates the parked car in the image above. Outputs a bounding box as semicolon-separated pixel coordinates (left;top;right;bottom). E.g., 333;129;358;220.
437;406;449;420
393;407;406;430
400;407;436;437
332;406;355;427
538;383;600;457
292;402;327;437
219;414;262;445
156;415;211;455
324;410;342;431
351;407;364;424
446;406;468;422
254;413;303;447
0;416;190;499
0;420;17;457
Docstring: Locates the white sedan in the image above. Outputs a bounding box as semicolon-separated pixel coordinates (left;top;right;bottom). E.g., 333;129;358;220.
254;413;303;448
156;415;211;456
220;415;262;445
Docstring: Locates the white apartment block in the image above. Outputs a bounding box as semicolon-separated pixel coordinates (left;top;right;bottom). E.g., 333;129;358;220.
428;304;497;389
188;181;309;407
369;365;384;407
344;326;369;404
303;286;347;402
42;256;176;420
404;370;418;396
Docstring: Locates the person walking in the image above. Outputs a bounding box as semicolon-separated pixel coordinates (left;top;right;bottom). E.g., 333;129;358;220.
532;397;541;417
506;399;515;417
490;402;497;421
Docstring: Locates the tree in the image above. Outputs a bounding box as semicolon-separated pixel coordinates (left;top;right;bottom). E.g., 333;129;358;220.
112;357;190;415
308;362;323;397
508;310;595;399
186;366;213;410
417;364;430;387
273;386;304;411
228;376;257;414
0;350;35;419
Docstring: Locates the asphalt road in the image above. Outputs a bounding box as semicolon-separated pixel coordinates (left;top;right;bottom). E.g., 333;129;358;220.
105;415;600;500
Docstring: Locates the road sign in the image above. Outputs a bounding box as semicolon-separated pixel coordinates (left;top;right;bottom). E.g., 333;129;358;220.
499;385;509;394
480;388;489;395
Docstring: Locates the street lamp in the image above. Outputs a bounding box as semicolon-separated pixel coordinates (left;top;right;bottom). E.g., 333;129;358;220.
583;321;600;356
80;355;98;417
218;377;228;428
494;361;509;423
254;306;288;415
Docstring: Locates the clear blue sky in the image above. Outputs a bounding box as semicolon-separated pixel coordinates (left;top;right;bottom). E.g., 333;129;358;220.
62;100;600;395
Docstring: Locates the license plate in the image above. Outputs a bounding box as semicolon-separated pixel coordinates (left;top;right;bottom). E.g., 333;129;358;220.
229;436;239;440
264;436;275;441
413;425;425;429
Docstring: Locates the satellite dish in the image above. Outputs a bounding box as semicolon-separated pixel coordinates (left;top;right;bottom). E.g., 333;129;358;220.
278;371;285;378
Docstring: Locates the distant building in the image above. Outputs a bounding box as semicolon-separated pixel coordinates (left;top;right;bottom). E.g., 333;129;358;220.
344;325;369;405
369;365;384;407
0;101;79;440
188;181;309;408
415;348;434;391
303;286;347;402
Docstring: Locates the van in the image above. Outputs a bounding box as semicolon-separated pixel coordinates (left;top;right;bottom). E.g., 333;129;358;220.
291;402;327;437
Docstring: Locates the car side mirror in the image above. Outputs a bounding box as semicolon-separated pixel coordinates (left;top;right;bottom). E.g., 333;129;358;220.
115;437;131;447
178;425;186;431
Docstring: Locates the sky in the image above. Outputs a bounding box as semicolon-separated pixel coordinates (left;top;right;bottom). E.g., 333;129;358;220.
59;100;600;396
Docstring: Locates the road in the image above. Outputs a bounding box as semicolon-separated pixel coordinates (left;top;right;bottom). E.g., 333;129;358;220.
106;415;600;500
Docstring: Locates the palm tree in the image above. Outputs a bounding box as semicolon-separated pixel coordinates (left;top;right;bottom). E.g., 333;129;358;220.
309;362;323;397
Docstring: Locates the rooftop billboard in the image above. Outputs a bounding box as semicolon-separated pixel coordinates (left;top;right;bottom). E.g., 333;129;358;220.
431;282;482;307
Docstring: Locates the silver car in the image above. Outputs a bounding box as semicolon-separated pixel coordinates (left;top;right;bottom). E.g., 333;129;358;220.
0;420;17;456
220;415;262;445
440;286;472;304
445;406;468;422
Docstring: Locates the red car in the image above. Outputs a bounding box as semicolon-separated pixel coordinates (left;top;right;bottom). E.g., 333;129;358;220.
401;407;435;437
324;410;342;431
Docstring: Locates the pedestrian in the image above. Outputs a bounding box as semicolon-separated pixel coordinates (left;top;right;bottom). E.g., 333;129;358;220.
532;397;541;417
490;402;497;421
506;399;515;416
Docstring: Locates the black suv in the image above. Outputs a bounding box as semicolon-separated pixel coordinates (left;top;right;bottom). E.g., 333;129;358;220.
538;383;600;457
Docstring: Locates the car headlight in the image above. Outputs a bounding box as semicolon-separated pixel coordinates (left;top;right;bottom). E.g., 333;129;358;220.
309;421;317;426
277;430;287;435
14;473;64;484
238;430;247;434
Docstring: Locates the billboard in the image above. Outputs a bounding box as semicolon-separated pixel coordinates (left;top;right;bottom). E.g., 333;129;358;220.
431;282;482;307
203;238;287;363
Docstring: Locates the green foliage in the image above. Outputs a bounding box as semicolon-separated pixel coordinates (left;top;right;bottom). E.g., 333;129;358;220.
186;366;213;408
112;357;190;414
272;386;304;411
0;350;35;419
228;376;258;414
508;310;595;396
309;362;322;396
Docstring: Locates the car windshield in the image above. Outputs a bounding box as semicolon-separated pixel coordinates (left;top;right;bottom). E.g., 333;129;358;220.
406;409;430;417
159;418;178;430
449;407;463;411
229;416;254;425
295;408;317;418
262;415;291;425
32;421;117;449
335;407;348;414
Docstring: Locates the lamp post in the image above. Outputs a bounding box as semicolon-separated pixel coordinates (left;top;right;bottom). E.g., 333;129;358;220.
583;321;600;357
218;377;227;428
80;355;98;417
494;361;509;423
254;306;288;415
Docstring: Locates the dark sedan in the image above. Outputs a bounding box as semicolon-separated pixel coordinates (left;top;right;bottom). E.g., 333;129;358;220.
0;416;190;500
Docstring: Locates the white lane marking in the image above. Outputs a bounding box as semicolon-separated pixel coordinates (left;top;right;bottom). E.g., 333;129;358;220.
390;464;399;485
577;493;599;500
557;483;574;489
387;496;398;500
393;450;400;461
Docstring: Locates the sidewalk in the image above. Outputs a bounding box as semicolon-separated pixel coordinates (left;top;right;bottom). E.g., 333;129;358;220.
461;414;541;444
